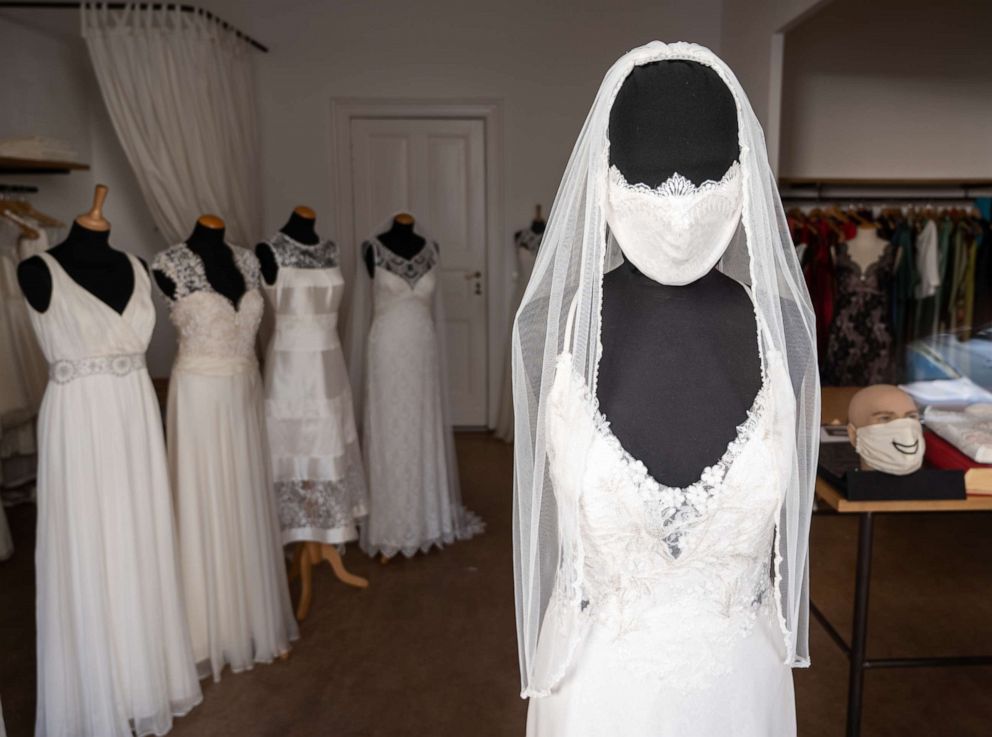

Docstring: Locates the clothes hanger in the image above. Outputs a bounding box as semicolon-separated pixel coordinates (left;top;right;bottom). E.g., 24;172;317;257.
0;206;41;240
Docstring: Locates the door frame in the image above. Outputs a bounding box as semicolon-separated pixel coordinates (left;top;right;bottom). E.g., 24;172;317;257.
329;97;506;429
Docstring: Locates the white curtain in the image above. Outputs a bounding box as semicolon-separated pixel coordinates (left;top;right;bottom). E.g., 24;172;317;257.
82;4;262;245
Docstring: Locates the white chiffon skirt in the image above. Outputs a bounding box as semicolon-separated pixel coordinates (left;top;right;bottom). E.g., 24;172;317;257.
36;372;202;737
167;358;299;683
527;604;796;737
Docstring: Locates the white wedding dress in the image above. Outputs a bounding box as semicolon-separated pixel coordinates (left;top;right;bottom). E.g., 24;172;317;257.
28;252;201;737
261;233;368;546
354;236;483;558
527;345;796;737
153;243;298;683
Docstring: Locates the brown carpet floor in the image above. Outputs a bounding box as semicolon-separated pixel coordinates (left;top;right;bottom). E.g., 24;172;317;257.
2;433;991;737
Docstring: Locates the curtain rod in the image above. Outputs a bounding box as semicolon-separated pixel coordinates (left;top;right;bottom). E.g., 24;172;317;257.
0;2;269;52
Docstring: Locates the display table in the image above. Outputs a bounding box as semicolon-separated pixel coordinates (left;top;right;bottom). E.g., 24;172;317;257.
813;475;992;737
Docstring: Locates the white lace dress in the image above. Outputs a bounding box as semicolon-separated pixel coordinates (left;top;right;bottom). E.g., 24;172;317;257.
153;244;298;683
261;233;368;546
358;238;483;558
28;252;201;737
527;349;796;737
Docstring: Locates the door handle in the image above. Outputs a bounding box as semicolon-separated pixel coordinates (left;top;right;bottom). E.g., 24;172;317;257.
464;270;483;280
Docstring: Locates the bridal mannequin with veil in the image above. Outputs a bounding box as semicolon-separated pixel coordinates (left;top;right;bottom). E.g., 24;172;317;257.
512;43;818;737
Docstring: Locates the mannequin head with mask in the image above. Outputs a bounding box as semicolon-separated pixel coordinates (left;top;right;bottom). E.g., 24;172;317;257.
605;59;744;286
848;385;925;475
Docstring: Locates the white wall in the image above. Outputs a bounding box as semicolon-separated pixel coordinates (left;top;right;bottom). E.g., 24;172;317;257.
779;0;992;178
201;0;722;245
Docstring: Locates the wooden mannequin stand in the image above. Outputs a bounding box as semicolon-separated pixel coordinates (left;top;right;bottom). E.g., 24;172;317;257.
289;542;368;621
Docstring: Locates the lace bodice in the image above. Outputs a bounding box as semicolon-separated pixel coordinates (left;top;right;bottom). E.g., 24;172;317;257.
265;232;339;269
368;239;438;316
515;228;543;253
154;244;263;362
366;238;439;288
542;351;786;691
151;242;261;302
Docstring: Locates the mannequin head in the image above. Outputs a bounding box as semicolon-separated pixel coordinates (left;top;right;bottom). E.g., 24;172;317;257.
605;60;744;286
608;59;739;186
847;385;925;475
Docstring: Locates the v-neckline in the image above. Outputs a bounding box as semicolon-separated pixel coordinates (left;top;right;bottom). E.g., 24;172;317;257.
182;241;250;311
46;251;139;319
555;352;770;495
373;237;435;290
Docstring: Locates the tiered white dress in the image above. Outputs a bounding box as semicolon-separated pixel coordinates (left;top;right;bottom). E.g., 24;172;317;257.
527;348;796;737
495;229;541;442
261;233;368;545
356;238;483;558
153;243;298;683
28;252;201;737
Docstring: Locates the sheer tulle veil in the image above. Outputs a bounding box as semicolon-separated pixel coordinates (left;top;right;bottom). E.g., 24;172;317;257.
511;41;819;698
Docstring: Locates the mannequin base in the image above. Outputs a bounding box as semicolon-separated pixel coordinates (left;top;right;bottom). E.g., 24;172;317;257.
289;541;369;621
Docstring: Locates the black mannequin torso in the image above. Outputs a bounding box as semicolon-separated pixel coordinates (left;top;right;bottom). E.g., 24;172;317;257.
17;222;140;314
596;58;761;488
256;210;320;285
154;221;246;308
364;219;427;278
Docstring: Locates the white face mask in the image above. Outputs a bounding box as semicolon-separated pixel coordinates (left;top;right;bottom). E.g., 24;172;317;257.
853;417;925;476
605;160;744;286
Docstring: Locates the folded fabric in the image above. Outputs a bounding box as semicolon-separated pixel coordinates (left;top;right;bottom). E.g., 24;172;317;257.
899;377;992;407
923;404;992;463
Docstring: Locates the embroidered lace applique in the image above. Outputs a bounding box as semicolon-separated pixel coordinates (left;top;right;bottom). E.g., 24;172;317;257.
152;242;261;303
266;232;339;269
608;160;742;198
49;353;145;384
367;238;438;287
515;228;543;253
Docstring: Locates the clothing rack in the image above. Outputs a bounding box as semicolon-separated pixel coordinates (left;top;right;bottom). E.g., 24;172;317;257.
779;178;992;202
0;1;268;52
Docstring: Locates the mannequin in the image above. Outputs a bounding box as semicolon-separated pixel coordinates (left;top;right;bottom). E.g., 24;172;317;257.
364;213;426;277
847;384;924;474
597;59;762;489
153;215;246;307
256;206;320;285
843;223;888;272
18;185;141;314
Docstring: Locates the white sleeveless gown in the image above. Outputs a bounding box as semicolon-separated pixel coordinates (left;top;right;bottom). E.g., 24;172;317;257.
261;234;368;546
360;239;482;557
154;243;298;683
28;252;201;737
527;351;796;737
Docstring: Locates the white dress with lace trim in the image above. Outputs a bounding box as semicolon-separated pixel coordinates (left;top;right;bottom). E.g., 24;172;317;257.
526;350;796;737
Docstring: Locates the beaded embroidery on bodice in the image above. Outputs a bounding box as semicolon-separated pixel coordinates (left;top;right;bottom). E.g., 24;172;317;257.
153;244;263;361
544;353;784;690
266;232;339;269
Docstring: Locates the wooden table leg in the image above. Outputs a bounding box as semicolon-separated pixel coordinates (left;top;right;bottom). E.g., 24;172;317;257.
846;512;874;737
321;544;369;589
296;542;315;621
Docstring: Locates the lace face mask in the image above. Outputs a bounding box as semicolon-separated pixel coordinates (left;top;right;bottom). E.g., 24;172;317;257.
605;160;744;286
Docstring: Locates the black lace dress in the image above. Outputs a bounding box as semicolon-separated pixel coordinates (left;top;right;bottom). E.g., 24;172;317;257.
822;241;898;386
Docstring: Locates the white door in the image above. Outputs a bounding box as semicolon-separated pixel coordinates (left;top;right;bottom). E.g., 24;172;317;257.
350;117;488;427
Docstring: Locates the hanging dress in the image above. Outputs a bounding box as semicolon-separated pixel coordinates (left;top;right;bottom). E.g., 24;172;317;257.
28;252;201;737
495;228;542;442
822;240;897;386
349;232;483;558
261;232;368;546
152;243;298;683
